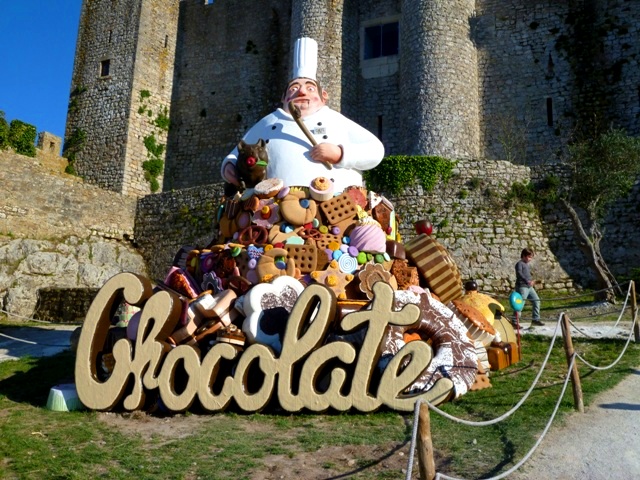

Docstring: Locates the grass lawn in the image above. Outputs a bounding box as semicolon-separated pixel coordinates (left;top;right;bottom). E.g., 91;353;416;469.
0;331;638;479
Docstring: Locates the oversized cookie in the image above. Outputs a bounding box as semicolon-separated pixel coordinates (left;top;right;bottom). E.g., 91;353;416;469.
310;260;354;300
254;178;284;199
451;298;496;347
357;262;393;300
285;244;319;274
255;247;298;283
319;192;357;226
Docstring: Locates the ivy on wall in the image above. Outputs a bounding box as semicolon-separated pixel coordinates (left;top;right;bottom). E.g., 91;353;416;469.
139;90;170;192
363;155;455;195
62;128;86;175
68;85;87;114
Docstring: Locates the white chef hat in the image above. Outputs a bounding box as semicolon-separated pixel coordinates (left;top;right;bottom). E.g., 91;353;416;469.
291;37;318;81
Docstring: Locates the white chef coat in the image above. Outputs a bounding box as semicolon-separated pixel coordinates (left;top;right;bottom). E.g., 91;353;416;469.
221;106;384;193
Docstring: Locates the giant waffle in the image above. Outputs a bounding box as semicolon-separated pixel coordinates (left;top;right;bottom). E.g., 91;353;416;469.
319;192;357;226
404;234;463;303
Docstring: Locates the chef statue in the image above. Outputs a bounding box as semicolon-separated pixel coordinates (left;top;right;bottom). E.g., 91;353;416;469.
221;37;384;194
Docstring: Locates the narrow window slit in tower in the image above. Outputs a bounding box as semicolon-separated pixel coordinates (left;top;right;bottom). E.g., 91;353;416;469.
377;115;383;139
100;59;111;77
164;35;169;48
108;30;112;43
546;98;553;126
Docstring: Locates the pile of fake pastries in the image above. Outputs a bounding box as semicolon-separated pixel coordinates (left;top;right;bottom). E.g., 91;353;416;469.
155;176;499;399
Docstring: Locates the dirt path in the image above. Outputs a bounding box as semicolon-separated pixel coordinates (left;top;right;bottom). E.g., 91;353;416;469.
511;367;640;479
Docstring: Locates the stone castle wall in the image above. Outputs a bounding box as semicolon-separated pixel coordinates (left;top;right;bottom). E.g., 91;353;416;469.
131;159;639;297
132;159;590;296
67;0;179;196
123;0;180;196
474;0;640;164
67;0;142;193
0;151;146;319
162;0;292;191
2;147;637;321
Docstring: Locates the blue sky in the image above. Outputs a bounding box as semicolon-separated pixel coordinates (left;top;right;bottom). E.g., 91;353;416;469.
0;1;82;141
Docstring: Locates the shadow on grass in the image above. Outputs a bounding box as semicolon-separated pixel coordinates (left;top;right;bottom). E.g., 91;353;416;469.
0;351;75;407
320;413;415;480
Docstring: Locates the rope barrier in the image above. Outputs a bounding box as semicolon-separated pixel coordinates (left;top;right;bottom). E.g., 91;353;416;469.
405;282;636;479
432;354;578;480
405;353;579;480
575;302;638;371
0;306;57;324
565;282;632;340
405;400;422;480
562;307;629;322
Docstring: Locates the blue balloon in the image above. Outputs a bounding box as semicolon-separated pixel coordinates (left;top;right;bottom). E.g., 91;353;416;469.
509;291;525;312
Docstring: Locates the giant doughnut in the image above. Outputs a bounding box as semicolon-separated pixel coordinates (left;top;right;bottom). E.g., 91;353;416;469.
380;289;478;398
279;191;318;226
255;247;298;283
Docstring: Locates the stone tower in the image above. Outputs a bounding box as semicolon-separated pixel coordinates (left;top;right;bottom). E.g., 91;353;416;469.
399;0;480;158
66;0;180;196
290;0;354;114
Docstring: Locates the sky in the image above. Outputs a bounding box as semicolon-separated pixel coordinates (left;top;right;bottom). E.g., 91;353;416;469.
0;1;82;141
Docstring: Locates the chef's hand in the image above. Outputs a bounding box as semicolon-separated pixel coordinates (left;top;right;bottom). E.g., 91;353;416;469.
310;143;342;165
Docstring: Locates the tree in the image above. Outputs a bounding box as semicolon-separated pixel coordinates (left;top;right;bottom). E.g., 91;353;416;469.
0;110;9;149
554;128;640;301
8;119;37;157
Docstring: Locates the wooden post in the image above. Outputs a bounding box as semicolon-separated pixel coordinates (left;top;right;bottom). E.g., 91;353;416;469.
417;402;436;480
561;313;584;413
631;281;639;344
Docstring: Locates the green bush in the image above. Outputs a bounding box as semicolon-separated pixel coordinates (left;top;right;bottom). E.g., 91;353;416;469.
363;155;455;195
0;111;9;149
504;180;536;207
8;119;36;157
143;158;164;177
143;134;165;159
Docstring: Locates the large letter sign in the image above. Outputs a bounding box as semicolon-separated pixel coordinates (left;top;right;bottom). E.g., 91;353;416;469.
75;273;455;413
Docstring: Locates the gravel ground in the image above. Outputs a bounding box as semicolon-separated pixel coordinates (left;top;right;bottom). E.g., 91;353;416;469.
508;318;640;480
510;366;640;480
519;320;635;341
